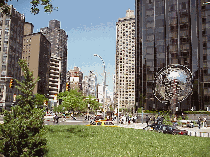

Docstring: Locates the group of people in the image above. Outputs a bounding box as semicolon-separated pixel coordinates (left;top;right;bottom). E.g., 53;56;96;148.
146;115;164;126
119;115;137;124
52;113;76;124
197;117;208;129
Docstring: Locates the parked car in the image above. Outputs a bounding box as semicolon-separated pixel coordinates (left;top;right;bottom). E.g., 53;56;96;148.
160;125;188;135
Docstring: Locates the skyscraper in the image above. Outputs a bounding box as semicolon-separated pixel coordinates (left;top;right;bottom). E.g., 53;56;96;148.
135;0;208;111
82;71;97;97
0;5;25;109
115;9;135;110
40;20;68;93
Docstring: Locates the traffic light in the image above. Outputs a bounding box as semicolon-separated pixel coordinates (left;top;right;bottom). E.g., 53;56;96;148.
9;79;14;88
66;82;69;91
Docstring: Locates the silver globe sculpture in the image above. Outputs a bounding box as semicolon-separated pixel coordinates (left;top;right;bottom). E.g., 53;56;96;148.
154;64;193;114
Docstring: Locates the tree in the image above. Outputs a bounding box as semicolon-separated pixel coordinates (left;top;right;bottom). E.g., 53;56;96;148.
0;0;57;15
84;95;100;113
0;59;47;156
58;89;86;113
34;93;48;108
57;89;100;114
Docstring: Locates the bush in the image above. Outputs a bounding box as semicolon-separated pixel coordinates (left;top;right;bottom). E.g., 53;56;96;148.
0;59;47;156
137;108;142;113
162;113;173;126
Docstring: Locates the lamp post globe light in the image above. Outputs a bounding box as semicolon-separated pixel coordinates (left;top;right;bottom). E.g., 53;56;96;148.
93;54;106;119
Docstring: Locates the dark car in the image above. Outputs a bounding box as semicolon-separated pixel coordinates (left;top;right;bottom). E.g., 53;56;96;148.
94;115;104;120
160;125;188;135
143;123;162;131
146;123;163;132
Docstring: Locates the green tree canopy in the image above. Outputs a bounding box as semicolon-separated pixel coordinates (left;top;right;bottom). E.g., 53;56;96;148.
0;0;57;15
84;95;100;111
34;93;49;108
57;89;86;113
56;89;100;113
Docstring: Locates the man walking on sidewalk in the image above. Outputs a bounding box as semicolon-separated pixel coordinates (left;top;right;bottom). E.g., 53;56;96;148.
146;115;149;126
198;117;201;129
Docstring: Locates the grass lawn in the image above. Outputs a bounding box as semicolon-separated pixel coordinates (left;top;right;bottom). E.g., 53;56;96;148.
45;125;210;157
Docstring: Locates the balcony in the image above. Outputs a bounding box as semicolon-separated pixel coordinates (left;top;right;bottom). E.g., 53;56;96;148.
50;69;59;74
49;90;58;94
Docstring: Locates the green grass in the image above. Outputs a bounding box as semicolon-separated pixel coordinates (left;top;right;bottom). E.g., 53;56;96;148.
45;125;210;157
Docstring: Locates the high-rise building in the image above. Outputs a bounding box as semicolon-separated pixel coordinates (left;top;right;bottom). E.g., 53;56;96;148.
48;56;61;108
97;83;104;105
82;76;88;96
23;23;51;96
135;0;209;111
67;67;83;91
115;9;135;110
40;20;68;93
82;71;97;97
0;5;25;109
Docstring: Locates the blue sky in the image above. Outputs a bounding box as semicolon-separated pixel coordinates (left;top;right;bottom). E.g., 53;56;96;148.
8;0;135;94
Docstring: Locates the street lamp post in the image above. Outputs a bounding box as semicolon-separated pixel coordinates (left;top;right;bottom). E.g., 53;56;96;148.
93;54;106;119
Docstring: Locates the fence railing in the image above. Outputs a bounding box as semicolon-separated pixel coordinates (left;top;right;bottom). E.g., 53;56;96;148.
188;131;210;138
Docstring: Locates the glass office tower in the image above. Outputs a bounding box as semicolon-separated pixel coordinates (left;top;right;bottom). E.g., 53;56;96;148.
135;0;209;111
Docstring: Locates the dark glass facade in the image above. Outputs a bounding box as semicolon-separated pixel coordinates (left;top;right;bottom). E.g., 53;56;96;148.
135;0;209;111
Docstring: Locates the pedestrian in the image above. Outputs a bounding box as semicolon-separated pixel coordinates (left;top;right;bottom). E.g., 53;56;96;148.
128;118;130;124
204;117;207;128
153;116;155;124
198;117;201;129
63;113;66;121
55;114;59;124
134;115;137;123
146;115;149;126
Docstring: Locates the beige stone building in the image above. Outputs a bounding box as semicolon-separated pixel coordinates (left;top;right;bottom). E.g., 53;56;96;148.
23;23;51;96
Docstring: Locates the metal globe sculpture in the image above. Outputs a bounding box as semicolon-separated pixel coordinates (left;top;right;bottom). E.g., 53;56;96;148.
154;64;193;113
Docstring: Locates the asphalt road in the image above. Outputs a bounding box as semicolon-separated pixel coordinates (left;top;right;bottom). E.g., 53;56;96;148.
44;117;90;125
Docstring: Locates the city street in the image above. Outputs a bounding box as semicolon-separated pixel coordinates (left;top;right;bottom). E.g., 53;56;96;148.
1;115;209;137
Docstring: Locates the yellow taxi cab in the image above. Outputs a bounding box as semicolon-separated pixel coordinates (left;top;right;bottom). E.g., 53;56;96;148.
86;120;119;127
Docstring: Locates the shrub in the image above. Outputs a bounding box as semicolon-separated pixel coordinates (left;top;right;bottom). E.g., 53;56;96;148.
0;59;47;156
162;113;173;126
137;108;142;113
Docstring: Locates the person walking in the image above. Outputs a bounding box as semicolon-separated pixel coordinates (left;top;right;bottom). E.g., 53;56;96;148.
153;116;155;124
62;113;66;121
134;115;137;123
55;114;59;124
204;117;207;128
146;115;149;126
198;117;201;129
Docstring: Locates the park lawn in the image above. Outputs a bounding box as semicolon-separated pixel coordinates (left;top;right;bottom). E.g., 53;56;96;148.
45;125;210;157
